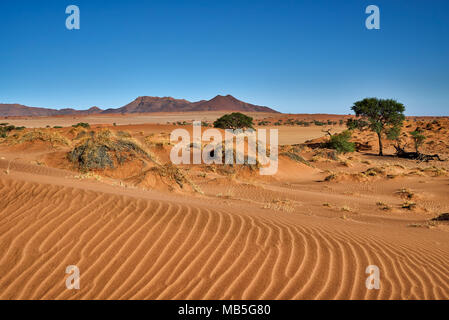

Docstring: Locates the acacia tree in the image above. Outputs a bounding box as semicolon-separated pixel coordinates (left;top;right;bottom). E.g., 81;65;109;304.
213;112;254;130
410;129;426;153
351;98;405;156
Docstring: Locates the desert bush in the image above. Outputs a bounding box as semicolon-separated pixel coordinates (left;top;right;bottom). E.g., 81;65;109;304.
7;129;69;147
0;124;17;138
68;130;151;171
325;131;355;153
72;122;90;129
410;129;426;153
214;113;254;130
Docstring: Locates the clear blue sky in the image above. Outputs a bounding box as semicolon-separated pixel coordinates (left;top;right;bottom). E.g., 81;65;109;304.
1;0;448;115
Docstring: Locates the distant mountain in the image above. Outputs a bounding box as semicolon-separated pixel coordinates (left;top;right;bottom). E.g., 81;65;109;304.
102;96;192;114
0;104;102;117
189;95;277;113
103;95;278;114
0;95;278;117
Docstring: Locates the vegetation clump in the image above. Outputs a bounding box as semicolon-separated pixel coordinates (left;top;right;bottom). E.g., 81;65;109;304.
431;213;449;221
213;112;254;130
0;124;25;138
5;128;69;147
410;129;426;153
324;130;355;153
68;130;151;171
280;151;312;167
72;122;90;129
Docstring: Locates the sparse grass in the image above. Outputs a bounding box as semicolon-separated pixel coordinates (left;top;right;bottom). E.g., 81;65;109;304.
151;163;186;188
263;199;295;213
376;201;391;211
339;159;351;167
116;131;132;138
423;166;447;177
363;167;385;177
401;201;417;210
407;221;437;229
6;129;70;147
281;152;312;167
149;163;203;193
74;172;102;181
324;173;337;181
396;188;414;200
217;189;234;199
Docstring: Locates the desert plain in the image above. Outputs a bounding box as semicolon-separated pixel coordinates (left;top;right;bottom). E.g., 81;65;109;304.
1;112;449;300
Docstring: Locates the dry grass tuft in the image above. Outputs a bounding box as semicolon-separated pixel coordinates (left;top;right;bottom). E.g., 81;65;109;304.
396;188;415;200
263;199;295;213
6;129;70;147
401;201;417;210
376;201;392;211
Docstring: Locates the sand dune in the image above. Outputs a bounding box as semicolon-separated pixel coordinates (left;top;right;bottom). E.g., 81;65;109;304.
1;118;449;300
1;161;449;300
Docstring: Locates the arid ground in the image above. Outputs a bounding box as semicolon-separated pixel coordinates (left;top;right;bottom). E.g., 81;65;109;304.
1;112;449;299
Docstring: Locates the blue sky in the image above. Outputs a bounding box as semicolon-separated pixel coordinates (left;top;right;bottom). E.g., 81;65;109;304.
1;0;448;115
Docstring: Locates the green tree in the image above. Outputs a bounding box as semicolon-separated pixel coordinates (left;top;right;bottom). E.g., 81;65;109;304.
410;129;426;153
213;112;254;130
346;118;368;130
351;98;405;156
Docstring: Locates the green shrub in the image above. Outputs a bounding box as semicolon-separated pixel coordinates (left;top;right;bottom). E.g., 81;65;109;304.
325;130;355;153
410;129;426;153
0;124;24;138
72;122;90;129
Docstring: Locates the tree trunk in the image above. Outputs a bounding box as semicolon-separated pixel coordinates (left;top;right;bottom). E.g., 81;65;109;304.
377;132;383;156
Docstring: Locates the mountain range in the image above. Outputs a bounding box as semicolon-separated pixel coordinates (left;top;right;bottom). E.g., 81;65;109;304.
0;95;278;117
